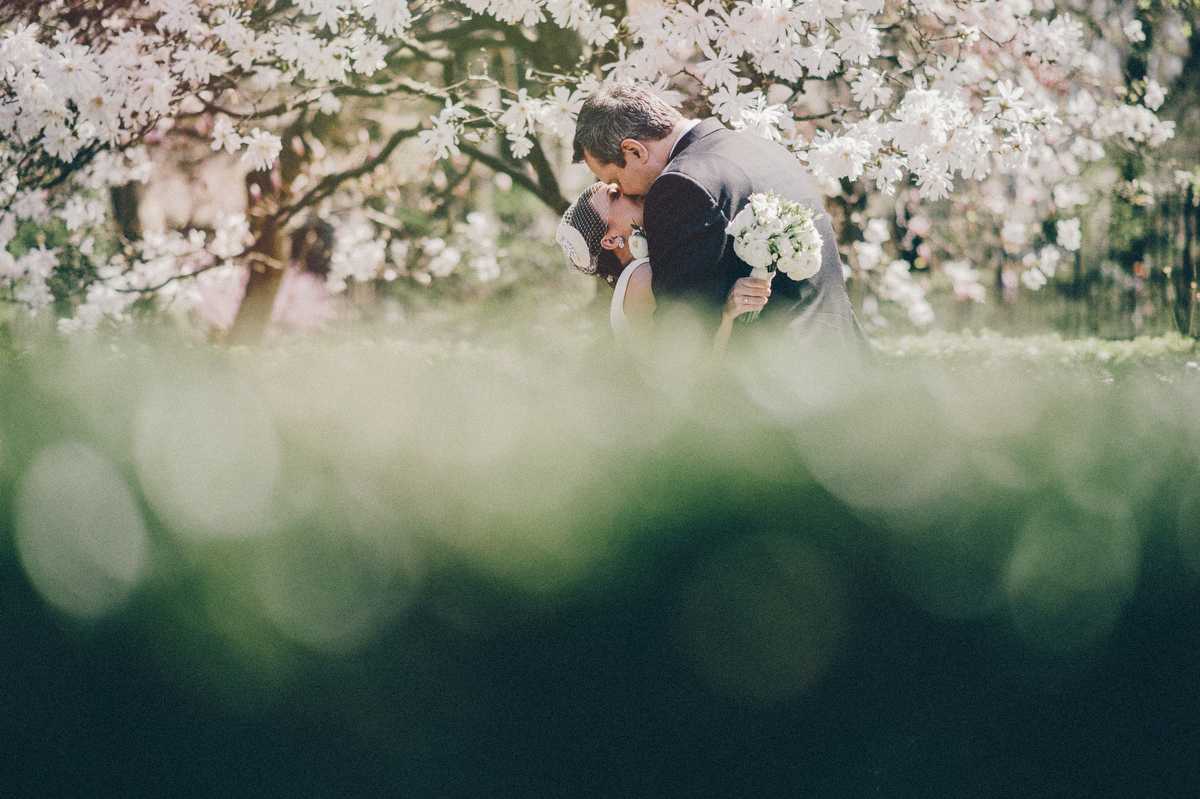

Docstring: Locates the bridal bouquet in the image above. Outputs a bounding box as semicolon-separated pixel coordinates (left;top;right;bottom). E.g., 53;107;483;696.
726;192;824;287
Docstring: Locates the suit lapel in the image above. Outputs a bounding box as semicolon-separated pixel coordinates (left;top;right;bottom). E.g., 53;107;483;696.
668;118;724;161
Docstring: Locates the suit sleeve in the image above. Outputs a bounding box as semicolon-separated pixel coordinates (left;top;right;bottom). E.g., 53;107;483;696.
644;173;731;312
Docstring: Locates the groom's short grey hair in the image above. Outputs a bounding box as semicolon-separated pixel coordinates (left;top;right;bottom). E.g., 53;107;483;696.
572;83;683;167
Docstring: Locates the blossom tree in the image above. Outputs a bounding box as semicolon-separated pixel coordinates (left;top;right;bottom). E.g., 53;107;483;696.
0;0;1189;337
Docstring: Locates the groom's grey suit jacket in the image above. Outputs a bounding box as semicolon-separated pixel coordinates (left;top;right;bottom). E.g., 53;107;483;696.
643;119;867;348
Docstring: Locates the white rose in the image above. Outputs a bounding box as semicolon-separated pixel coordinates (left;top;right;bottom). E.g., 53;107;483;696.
735;237;772;268
775;234;796;258
628;231;649;259
800;223;823;252
781;251;821;280
746;227;772;246
726;207;754;238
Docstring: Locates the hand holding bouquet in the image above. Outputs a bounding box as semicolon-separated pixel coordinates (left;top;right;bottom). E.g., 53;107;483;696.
726;192;824;299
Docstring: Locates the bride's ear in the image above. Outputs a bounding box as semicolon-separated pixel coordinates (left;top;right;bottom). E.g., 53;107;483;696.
600;231;620;251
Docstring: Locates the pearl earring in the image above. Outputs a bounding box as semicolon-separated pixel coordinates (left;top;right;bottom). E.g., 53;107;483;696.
616;236;625;248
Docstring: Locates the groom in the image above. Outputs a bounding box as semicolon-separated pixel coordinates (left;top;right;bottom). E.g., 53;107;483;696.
572;83;867;351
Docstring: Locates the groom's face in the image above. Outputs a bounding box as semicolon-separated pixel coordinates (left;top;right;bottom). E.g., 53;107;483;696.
583;140;661;199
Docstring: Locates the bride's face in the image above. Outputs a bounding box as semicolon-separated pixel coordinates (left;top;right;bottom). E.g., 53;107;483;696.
590;184;644;260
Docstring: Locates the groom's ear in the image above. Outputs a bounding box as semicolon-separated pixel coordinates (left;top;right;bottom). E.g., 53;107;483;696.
620;139;648;163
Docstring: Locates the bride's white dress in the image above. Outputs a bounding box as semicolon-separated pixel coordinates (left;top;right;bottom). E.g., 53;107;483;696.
610;257;650;350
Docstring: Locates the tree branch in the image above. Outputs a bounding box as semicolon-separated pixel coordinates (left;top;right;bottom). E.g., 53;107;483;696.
272;124;422;227
456;141;546;201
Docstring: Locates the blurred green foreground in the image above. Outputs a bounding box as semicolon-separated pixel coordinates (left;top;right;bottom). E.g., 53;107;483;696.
3;320;1200;797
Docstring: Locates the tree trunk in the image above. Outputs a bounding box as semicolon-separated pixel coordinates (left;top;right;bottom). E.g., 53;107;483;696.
227;251;284;346
225;119;312;344
226;177;285;345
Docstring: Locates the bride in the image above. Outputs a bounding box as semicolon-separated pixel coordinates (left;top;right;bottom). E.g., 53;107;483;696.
556;182;770;354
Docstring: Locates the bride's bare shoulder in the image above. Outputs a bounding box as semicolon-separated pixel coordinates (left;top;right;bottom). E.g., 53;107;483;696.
623;260;656;318
627;260;652;288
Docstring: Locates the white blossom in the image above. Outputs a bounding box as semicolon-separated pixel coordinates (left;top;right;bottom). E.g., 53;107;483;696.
1143;80;1165;112
498;89;541;139
369;0;414;37
915;167;952;201
806;133;873;181
1021;266;1047;290
850;68;892;110
173;46;228;85
210;116;242;154
540;86;583;139
692;47;740;91
151;0;201;34
1057;218;1082;251
1123;19;1145;43
241;128;282;171
418;122;460;160
833;16;880;64
0;0;1182;329
797;28;841;78
869;154;905;195
943;260;987;302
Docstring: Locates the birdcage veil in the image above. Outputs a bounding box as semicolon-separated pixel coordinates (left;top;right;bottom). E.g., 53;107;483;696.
556;183;607;275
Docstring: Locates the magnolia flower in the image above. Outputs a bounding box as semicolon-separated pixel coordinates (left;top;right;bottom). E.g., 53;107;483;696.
834;16;881;64
736;96;789;141
692;47;740;91
540;86;582;138
507;133;534;159
943;260;987;302
1143;80;1165;111
498;89;541;139
1039;245;1061;277
807;133;873;181
1001;219;1028;253
60;195;105;231
1057;218;1082;251
870;155;905;195
1021;266;1047;290
152;0;201;34
240;128;282;171
370;0;415;37
863;218;890;244
850;68;892;110
671;3;720;48
347;33;389;75
798;28;841;77
915;168;952;201
210;116;242;154
713;9;754;59
172;46;228;85
417;122;460;160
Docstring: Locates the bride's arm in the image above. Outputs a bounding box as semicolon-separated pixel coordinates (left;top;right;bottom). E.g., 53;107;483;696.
713;276;772;357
